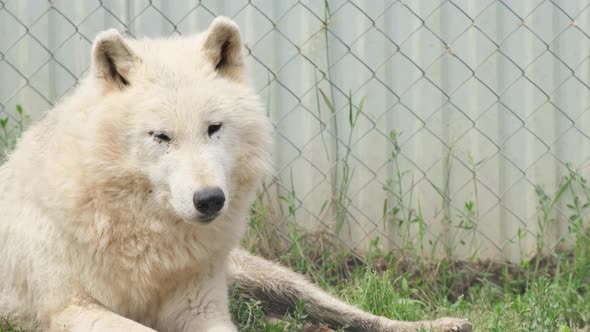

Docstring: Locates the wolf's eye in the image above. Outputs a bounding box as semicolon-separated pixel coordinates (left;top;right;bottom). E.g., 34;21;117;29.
149;131;171;143
208;123;222;137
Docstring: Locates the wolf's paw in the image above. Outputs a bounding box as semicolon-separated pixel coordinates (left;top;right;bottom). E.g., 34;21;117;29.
430;317;472;332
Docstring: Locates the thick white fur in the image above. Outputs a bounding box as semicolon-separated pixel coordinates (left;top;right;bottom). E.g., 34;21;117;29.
0;17;471;332
0;17;269;332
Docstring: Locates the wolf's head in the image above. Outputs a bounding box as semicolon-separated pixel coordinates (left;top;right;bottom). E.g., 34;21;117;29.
85;18;272;224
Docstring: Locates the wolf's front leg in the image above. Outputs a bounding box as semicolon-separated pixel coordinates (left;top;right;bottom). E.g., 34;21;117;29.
50;299;157;332
228;249;471;332
158;272;237;332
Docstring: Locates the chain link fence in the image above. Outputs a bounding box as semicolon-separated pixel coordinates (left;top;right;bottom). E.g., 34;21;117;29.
1;0;590;262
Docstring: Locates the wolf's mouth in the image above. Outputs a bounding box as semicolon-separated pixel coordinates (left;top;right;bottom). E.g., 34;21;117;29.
196;214;220;224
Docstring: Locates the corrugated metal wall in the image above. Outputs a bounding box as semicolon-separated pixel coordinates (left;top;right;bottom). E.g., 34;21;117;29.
1;0;590;262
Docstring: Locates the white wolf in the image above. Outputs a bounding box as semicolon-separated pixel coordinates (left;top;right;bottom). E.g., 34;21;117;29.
0;17;471;332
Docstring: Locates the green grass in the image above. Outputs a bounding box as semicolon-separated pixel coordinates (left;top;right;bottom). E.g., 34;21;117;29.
0;322;22;332
229;242;590;332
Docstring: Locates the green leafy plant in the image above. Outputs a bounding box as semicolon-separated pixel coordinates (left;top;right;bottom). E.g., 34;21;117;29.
0;105;29;161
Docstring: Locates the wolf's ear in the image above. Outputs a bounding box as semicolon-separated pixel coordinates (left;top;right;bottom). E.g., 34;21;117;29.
91;29;139;90
202;17;244;81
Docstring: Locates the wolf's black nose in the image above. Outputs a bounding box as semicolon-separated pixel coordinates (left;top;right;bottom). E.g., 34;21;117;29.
193;188;225;216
